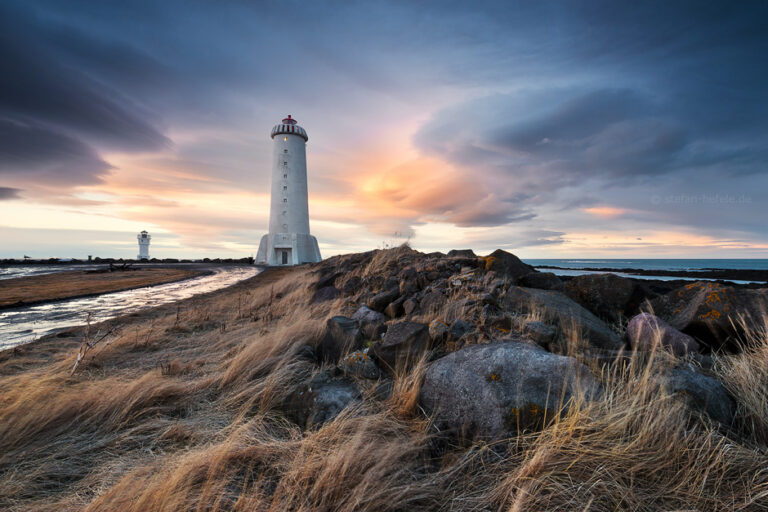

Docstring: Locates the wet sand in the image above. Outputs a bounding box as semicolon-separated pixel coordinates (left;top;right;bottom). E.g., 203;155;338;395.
0;268;204;309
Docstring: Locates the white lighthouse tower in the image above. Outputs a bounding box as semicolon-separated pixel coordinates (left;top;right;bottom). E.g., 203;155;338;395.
137;230;151;260
256;115;322;266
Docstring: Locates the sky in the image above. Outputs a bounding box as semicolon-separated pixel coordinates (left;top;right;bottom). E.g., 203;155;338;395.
1;0;767;260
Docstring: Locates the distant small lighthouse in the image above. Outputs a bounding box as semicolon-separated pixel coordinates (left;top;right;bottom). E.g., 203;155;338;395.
256;115;322;266
137;230;151;260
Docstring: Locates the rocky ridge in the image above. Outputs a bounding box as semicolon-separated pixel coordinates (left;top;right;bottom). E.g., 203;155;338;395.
286;246;766;439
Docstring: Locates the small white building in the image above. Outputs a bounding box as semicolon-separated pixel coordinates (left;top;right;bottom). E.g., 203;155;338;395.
137;230;151;260
256;115;322;266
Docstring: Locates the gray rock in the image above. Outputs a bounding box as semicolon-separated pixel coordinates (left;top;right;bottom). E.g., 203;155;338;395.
403;298;418;316
483;249;535;280
284;372;361;428
312;286;340;303
428;319;450;341
352;305;386;324
565;273;650;323
447;249;477;258
338;349;380;379
420;341;599;439
366;288;400;312
340;275;362;294
503;286;623;350
649;282;768;349
371;321;429;374
319;316;363;364
385;296;406;319
352;306;387;340
524;321;557;347
517;272;563;291
420;290;446;313
627;313;700;356
658;366;735;425
450;319;473;340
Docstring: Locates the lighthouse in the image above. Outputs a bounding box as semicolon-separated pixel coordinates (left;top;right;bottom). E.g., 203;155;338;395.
137;230;151;260
256;115;322;266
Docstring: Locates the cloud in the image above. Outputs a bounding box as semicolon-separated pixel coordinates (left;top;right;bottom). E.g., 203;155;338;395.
0;187;21;200
0;119;111;185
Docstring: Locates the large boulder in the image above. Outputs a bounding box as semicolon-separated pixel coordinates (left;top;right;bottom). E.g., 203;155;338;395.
419;289;446;314
420;341;599;439
319;316;363;363
657;366;735;426
284;372;361;428
627;313;699;356
564;273;651;323
649;282;768;349
503;286;623;350
517;271;564;291
370;321;429;374
482;249;535;281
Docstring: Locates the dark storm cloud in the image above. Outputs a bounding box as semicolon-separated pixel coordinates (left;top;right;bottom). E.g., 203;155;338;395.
0;2;170;187
0;119;110;184
0;187;21;200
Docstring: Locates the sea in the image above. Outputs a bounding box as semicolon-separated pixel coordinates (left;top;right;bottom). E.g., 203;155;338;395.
521;259;768;284
522;259;768;271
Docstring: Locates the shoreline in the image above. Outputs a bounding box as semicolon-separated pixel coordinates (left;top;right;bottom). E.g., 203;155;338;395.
535;265;768;284
0;267;208;311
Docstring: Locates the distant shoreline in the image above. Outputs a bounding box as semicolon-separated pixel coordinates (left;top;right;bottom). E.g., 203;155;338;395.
534;265;768;284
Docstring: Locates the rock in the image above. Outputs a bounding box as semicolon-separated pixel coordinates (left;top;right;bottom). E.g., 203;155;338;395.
523;321;557;347
564;273;651;323
338;349;380;379
295;344;317;363
403;298;418;316
341;276;363;295
314;271;343;290
351;306;387;340
366;288;400;312
420;341;599;439
319;316;363;364
447;249;476;258
428;319;450;341
284;372;361;428
340;275;362;295
482;249;535;281
649;282;768;349
503;286;623;350
385;296;406;319
517;272;563;291
627;313;700;356
450;319;473;340
312;286;340;303
657;366;735;425
420;290;446;313
480;293;498;306
371;321;429;373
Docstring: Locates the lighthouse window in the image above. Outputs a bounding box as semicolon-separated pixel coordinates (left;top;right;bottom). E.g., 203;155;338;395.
283;149;288;153
283;137;287;141
283;198;287;203
283;186;287;190
283;174;287;178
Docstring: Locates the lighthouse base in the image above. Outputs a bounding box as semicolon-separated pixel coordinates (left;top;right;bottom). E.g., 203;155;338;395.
256;233;322;266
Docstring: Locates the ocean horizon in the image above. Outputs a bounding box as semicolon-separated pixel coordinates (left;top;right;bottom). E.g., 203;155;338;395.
523;259;768;272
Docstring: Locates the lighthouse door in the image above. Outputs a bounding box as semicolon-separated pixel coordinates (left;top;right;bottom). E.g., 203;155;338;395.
281;251;288;265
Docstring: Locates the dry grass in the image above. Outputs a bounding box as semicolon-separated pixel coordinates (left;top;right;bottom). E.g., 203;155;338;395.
0;268;202;308
1;249;767;511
